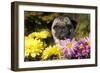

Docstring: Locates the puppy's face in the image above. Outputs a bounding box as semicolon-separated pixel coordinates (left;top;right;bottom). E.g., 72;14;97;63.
52;16;77;40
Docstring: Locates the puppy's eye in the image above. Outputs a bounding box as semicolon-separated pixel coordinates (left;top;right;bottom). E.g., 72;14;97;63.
53;25;59;29
67;25;72;29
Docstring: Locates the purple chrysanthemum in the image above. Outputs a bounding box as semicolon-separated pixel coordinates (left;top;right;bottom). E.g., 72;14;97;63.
76;37;90;58
60;39;78;59
59;36;90;59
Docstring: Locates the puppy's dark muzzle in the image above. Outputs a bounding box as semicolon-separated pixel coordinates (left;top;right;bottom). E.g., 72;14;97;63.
56;30;71;40
59;34;70;40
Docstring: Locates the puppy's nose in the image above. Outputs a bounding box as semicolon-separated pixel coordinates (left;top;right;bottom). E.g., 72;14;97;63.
59;34;65;39
59;37;65;40
61;29;66;33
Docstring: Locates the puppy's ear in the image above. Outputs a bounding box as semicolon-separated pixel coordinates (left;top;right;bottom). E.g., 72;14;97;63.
71;19;77;29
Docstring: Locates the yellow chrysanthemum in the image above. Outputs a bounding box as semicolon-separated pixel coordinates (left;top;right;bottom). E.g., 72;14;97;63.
30;39;45;58
41;45;61;60
38;29;51;39
25;36;46;58
25;48;31;57
25;36;33;57
25;36;34;49
28;29;51;39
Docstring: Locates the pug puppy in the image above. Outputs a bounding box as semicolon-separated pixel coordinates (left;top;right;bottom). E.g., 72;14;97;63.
51;16;77;44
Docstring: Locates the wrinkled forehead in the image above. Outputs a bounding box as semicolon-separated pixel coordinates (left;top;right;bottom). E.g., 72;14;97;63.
53;16;71;26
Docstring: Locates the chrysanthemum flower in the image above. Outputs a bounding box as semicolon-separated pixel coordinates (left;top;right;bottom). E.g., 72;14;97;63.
41;45;61;60
25;36;34;50
60;39;78;59
76;37;90;58
25;48;31;57
25;36;46;58
38;29;51;39
28;29;51;39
